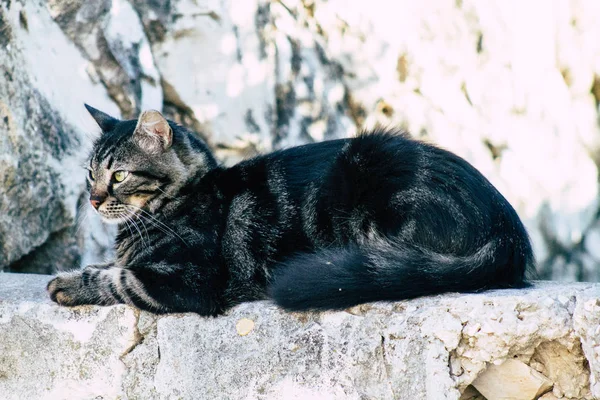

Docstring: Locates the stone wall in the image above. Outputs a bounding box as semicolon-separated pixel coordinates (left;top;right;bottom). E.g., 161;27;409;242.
1;0;600;279
1;273;598;400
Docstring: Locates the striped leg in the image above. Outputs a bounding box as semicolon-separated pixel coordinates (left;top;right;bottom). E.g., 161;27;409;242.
47;264;222;314
47;266;163;312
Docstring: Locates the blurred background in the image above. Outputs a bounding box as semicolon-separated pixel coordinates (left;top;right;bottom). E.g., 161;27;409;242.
1;0;599;281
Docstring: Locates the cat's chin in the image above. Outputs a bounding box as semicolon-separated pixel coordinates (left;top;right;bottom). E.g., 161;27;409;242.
95;206;139;225
98;211;138;225
101;216;129;225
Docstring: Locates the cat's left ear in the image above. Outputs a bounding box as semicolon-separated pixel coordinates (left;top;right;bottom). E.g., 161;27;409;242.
85;104;120;132
133;110;173;152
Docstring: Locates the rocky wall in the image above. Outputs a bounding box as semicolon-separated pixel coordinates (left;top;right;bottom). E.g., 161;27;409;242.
0;274;598;400
1;0;600;280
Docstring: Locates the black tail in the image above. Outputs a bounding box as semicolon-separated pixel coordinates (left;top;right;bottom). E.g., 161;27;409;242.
269;238;531;311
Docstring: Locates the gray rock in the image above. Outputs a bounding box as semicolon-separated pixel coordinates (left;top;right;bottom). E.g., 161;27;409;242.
0;0;119;272
132;0;277;159
1;273;598;399
47;0;163;117
3;0;600;280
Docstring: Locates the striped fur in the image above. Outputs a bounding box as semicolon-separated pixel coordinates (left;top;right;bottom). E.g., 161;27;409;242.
47;106;534;315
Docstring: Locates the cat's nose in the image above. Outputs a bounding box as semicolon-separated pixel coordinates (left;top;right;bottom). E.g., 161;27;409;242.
90;193;107;209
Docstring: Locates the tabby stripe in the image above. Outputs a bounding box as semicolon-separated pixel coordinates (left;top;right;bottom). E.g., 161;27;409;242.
97;268;124;305
118;270;164;311
108;281;126;303
132;170;168;181
127;272;164;311
96;136;124;162
103;268;127;303
82;268;95;287
120;189;158;196
119;271;148;309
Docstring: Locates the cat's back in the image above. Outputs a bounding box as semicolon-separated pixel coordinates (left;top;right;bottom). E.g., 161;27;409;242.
205;130;491;209
204;129;527;267
218;131;426;205
264;137;350;187
214;138;350;200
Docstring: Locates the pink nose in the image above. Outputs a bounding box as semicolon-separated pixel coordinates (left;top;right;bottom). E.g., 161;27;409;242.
90;192;107;210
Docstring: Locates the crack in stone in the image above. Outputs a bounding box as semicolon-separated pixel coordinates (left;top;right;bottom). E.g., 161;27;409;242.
119;309;144;360
379;334;396;399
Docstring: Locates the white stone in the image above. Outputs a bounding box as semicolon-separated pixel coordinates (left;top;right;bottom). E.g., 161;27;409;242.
0;0;119;270
1;274;599;399
104;0;163;111
295;0;600;280
472;359;553;400
150;0;275;151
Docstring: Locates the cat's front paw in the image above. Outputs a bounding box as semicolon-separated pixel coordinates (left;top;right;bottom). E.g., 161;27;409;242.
47;271;86;306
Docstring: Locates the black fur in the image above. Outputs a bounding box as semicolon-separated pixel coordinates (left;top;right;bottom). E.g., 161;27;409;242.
47;107;534;314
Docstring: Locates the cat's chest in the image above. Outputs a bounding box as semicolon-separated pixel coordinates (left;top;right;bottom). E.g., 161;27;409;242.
114;233;155;266
115;237;137;265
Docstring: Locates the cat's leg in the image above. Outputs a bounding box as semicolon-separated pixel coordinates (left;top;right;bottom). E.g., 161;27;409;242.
47;265;122;307
47;264;223;315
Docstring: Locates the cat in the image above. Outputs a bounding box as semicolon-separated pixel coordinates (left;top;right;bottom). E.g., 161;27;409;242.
47;105;534;315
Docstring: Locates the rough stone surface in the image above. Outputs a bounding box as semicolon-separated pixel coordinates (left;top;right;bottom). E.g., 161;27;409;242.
0;274;138;400
1;0;600;279
47;0;163;118
1;273;598;400
0;0;119;273
290;0;600;282
471;359;553;400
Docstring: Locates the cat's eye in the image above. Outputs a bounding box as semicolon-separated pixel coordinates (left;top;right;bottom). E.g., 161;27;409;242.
88;170;95;180
113;170;129;182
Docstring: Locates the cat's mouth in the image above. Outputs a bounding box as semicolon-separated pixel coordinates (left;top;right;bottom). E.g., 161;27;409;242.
96;202;140;225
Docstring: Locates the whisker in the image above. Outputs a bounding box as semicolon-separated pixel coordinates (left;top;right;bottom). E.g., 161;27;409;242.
136;213;178;242
117;207;146;248
74;200;95;236
126;205;189;246
136;215;174;241
120;212;136;239
127;214;148;249
134;214;151;243
75;201;89;221
75;213;89;236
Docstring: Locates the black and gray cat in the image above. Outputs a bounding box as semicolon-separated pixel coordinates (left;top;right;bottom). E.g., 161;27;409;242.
47;105;534;315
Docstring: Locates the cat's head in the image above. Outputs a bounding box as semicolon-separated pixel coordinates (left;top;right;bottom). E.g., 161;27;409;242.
84;104;216;224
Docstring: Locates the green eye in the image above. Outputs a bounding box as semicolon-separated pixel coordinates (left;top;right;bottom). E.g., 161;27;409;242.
88;170;95;180
113;170;129;182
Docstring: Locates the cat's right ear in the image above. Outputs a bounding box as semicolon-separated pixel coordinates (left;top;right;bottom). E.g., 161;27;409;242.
85;104;119;132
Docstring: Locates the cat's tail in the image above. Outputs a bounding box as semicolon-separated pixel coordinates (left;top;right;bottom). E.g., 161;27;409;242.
268;237;532;311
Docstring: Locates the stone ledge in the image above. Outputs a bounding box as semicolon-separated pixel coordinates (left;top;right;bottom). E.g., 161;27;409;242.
0;273;598;400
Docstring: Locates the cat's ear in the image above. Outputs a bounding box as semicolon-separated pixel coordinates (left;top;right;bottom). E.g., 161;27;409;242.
85;104;120;132
133;110;172;152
